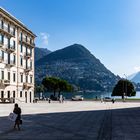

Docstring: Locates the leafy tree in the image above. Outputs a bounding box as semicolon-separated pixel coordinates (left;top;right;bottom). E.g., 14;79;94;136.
112;79;136;99
35;85;44;93
42;77;59;96
58;79;73;97
42;77;73;97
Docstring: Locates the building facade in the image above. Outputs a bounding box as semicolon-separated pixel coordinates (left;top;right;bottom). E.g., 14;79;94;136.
0;7;36;103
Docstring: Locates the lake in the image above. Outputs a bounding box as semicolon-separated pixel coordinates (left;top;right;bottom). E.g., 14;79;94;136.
37;91;140;99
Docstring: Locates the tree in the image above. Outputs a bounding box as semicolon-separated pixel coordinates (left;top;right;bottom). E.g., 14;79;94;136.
35;85;45;93
112;79;136;99
42;77;59;96
35;84;46;95
42;77;73;97
58;79;73;97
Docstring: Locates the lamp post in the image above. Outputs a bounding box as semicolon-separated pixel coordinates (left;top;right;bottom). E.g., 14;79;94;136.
124;74;127;99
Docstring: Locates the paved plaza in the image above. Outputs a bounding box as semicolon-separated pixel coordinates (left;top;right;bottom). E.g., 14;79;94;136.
0;101;140;139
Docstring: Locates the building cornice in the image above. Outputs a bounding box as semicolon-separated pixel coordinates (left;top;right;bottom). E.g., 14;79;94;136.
0;7;37;38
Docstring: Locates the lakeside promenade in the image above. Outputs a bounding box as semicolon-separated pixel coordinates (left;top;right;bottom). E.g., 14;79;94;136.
0;101;140;139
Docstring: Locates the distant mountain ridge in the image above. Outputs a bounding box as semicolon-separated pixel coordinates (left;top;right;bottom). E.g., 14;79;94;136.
35;44;120;91
127;73;137;80
128;71;140;83
35;47;51;62
36;44;98;65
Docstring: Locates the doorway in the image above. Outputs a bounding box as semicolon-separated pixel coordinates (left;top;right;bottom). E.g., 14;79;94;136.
25;91;27;103
30;92;32;103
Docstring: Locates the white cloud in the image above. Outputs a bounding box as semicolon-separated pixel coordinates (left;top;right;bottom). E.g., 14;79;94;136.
40;32;50;46
134;66;140;72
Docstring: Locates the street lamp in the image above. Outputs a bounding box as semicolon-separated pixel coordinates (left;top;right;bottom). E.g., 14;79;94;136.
124;74;127;99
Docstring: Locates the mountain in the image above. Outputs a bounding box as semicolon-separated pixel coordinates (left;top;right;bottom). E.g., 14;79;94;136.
127;73;137;80
35;47;51;62
35;44;120;91
129;72;140;83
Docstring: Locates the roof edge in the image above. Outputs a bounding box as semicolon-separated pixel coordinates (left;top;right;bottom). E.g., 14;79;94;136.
0;7;37;37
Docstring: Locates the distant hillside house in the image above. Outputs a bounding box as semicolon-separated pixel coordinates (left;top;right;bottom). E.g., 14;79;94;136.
0;7;36;103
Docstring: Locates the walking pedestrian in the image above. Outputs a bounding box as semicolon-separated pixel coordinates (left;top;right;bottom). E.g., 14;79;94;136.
13;103;22;130
59;95;63;103
112;98;115;103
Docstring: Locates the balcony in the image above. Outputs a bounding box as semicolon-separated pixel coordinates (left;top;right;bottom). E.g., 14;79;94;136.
24;66;32;73
3;80;10;86
24;52;31;59
23;83;33;89
0;26;15;38
5;45;15;53
5;60;15;68
19;38;35;48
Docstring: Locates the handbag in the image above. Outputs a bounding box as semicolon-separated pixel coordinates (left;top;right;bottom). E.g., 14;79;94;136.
20;119;22;125
8;112;17;121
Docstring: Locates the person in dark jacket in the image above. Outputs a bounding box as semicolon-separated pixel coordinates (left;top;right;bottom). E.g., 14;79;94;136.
13;103;21;130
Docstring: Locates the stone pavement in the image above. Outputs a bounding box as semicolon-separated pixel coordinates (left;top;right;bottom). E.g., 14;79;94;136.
0;101;140;139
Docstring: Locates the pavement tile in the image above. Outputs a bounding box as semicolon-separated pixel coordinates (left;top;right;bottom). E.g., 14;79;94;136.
0;101;140;139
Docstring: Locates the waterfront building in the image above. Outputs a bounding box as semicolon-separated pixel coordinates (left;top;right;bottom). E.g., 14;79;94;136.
0;7;36;103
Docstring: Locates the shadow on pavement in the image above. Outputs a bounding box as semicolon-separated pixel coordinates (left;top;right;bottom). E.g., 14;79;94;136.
0;106;140;140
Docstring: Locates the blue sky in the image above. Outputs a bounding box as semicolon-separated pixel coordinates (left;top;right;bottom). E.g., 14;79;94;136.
1;0;140;77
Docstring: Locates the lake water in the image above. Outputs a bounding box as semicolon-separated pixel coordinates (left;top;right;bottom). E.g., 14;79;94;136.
38;91;140;99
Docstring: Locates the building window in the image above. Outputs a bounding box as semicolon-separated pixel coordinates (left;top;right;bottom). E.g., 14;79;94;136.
13;73;16;82
20;56;23;66
13;28;15;36
30;92;32;103
8;53;10;64
20;44;23;53
8;24;10;33
30;61;32;69
26;75;28;83
8;38;10;48
13;91;15;98
7;91;10;98
25;92;27;103
8;24;10;32
26;59;27;68
8;72;10;80
13;55;16;64
30;38;32;44
1;91;4;98
2;21;4;29
0;34;4;44
13;40;15;49
30;48;32;56
26;36;27;42
30;76;32;83
20;32;22;41
20;74;23;83
20;91;22;97
1;20;3;29
2;51;4;60
1;71;4;80
26;47;27;55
